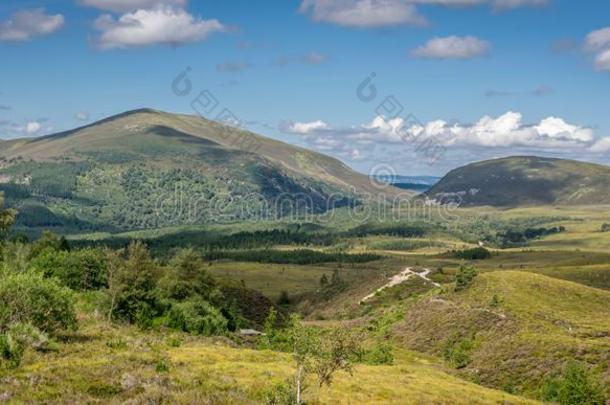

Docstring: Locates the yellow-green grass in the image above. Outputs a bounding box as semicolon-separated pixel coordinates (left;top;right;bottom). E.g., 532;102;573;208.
0;319;538;404
392;271;610;397
207;257;410;303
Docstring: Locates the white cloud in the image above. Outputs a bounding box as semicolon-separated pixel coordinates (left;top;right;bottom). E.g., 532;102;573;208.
285;112;598;153
25;121;42;134
590;137;610;153
411;36;490;59
491;0;548;11
397;112;593;148
0;8;64;42
298;0;427;28
80;0;186;13
298;0;548;28
75;111;90;121
594;49;610;72
94;6;226;49
585;27;610;51
287;120;330;134
584;27;610;72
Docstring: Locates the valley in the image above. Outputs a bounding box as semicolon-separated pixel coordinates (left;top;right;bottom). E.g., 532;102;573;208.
1;112;609;404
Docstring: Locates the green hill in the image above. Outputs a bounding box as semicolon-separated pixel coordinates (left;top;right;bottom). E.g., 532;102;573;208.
0;109;404;233
426;156;610;207
392;271;610;398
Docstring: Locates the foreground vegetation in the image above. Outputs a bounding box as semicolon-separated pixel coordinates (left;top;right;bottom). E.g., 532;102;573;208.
1;195;609;404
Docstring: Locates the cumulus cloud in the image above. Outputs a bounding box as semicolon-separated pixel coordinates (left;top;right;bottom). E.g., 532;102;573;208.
80;0;186;13
94;6;226;49
284;112;600;159
590;137;610;153
411;36;490;59
584;27;610;72
298;0;548;28
298;0;427;28
287;120;330;134
0;8;64;42
25;121;42;134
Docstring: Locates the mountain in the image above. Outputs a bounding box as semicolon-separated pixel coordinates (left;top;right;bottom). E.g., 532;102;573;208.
426;156;610;207
0;109;404;233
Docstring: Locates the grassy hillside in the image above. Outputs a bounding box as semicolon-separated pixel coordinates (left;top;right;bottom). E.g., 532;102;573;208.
391;271;610;398
0;315;538;404
0;109;405;234
426;156;610;207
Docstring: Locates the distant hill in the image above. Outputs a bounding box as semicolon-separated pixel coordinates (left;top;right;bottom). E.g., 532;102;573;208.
426;156;610;207
0;109;405;233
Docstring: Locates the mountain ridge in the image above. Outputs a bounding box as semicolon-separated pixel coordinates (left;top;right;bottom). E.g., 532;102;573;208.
426;155;610;207
0;109;406;233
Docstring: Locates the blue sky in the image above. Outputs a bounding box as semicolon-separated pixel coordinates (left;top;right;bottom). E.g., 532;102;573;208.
1;0;609;175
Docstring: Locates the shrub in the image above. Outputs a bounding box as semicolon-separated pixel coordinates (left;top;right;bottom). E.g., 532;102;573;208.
361;342;394;365
110;241;158;325
454;265;478;292
30;248;107;290
0;272;77;335
0;322;49;368
157;248;219;302
443;333;474;369
451;247;491;260
263;379;298;405
166;299;227;335
541;361;605;405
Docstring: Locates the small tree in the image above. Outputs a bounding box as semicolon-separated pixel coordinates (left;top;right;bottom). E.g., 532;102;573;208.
104;248;124;322
288;315;361;404
110;241;158;326
454;265;478;292
556;361;604;405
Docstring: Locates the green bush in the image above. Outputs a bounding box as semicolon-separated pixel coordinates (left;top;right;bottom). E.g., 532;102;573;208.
30;248;107;290
166;299;227;335
0;322;49;368
541;361;605;405
110;241;158;325
361;342;394;365
0;272;77;335
157;248;220;302
443;333;474;369
263;379;297;405
454;265;478;292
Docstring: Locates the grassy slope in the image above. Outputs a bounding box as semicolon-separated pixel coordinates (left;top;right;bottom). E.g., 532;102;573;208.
392;271;610;396
0;109;398;198
0;317;537;404
426;156;610;206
